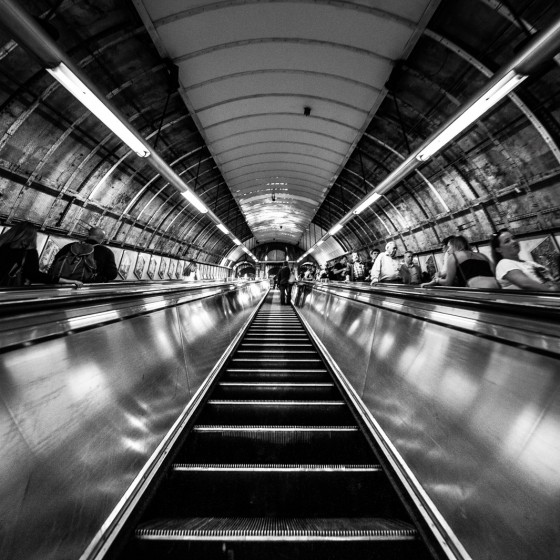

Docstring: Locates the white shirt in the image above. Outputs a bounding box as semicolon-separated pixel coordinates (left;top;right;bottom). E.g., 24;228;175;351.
371;252;401;282
495;258;552;289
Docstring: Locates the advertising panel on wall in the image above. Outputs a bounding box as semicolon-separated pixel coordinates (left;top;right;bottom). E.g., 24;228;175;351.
134;254;146;280
158;258;168;279
147;255;158;280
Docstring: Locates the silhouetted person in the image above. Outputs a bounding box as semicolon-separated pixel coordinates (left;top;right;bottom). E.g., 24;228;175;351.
0;222;78;287
50;227;117;284
277;263;291;305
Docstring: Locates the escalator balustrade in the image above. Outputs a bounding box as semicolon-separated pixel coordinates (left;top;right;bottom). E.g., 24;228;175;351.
119;293;436;559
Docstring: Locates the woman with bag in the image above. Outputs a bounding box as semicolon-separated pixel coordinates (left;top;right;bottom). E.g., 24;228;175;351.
423;235;499;289
0;222;80;288
491;229;559;291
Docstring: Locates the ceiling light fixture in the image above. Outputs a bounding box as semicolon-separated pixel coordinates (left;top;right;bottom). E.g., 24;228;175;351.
353;192;382;215
416;70;527;162
181;190;209;213
216;223;229;234
233;238;242;245
329;223;343;236
47;63;151;158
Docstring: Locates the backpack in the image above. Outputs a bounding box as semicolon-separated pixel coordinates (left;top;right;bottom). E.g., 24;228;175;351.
50;242;97;282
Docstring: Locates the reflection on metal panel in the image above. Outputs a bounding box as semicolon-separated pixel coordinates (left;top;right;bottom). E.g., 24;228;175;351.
295;283;560;560
0;282;267;560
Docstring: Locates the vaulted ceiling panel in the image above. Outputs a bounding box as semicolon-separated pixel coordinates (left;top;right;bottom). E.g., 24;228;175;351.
135;0;441;244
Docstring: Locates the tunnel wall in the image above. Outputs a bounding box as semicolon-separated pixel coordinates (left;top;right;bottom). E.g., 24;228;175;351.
295;285;560;560
0;281;267;560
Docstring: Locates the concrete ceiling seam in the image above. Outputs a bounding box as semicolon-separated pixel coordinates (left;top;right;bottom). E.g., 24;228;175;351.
216;140;348;161
151;1;419;29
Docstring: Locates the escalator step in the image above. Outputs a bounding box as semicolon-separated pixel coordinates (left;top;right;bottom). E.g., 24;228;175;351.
192;425;358;432
136;517;418;541
240;343;313;347
198;400;354;424
207;399;345;406
172;464;382;472
177;424;375;464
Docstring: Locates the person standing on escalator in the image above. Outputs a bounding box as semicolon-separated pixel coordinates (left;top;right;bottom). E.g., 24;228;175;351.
277;262;292;305
0;221;78;287
50;227;117;284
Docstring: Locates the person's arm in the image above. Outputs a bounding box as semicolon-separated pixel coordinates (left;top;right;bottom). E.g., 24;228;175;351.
437;253;457;286
503;269;560;291
370;257;382;284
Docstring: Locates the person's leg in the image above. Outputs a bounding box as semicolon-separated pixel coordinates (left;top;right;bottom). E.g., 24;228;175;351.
286;284;292;304
279;284;286;304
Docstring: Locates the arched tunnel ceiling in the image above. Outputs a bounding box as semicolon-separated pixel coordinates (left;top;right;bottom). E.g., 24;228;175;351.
134;0;440;245
0;0;559;266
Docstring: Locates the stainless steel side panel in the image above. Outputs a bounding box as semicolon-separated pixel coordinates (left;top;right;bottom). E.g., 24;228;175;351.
295;284;560;560
0;282;267;560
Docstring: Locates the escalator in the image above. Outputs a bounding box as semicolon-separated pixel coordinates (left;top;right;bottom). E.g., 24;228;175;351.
116;291;439;559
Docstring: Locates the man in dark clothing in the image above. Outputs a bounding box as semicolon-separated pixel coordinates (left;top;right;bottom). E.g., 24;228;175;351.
330;257;347;281
51;227;118;283
277;263;291;305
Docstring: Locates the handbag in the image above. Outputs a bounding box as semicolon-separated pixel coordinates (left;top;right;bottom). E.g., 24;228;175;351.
1;254;26;287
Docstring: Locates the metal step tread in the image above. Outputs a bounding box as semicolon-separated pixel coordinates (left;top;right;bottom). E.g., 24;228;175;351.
136;517;418;541
241;343;313;347
193;425;358;432
232;359;323;363
172;463;382;472
236;350;318;354
207;400;345;406
243;337;309;340
219;382;334;387
226;369;328;373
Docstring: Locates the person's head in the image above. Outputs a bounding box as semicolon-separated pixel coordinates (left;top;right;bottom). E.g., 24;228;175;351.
351;252;359;263
88;226;106;244
441;236;453;253
370;248;380;261
340;256;347;264
385;241;396;257
448;235;469;253
491;229;520;264
404;251;414;265
0;221;38;249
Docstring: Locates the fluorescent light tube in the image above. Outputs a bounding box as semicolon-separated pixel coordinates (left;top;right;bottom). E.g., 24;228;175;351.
353;192;381;215
317;239;324;246
182;190;208;213
416;70;526;162
216;223;229;234
233;238;242;245
47;63;150;158
329;223;343;236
